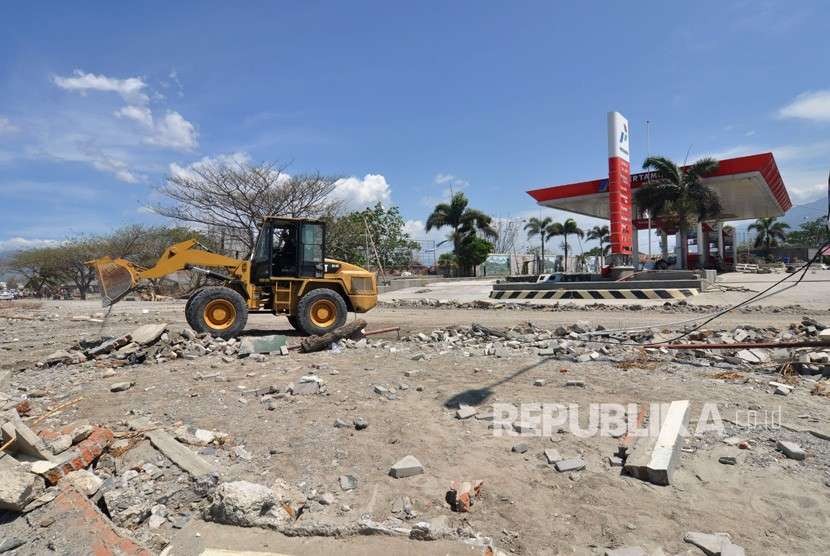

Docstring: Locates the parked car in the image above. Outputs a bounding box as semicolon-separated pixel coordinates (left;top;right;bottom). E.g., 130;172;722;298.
0;291;14;300
654;256;678;270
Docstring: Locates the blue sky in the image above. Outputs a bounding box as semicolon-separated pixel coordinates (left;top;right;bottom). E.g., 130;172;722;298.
1;1;829;253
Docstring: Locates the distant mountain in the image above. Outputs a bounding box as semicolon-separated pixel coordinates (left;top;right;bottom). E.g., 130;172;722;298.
731;197;828;237
781;197;829;228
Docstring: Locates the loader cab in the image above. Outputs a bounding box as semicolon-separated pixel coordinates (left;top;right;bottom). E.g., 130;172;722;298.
250;218;326;283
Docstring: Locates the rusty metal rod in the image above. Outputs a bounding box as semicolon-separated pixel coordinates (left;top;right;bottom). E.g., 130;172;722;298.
363;326;401;337
657;340;827;350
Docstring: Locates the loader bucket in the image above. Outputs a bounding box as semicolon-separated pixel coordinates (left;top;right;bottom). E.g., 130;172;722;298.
88;257;138;307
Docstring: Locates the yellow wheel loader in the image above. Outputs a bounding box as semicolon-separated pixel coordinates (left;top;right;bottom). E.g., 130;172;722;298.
88;218;378;338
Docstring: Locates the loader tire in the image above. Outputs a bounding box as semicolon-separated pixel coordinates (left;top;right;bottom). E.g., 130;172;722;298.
187;286;248;339
286;316;300;330
296;288;347;336
184;288;205;330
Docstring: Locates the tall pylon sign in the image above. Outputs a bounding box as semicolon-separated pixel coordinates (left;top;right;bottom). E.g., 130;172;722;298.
607;111;633;256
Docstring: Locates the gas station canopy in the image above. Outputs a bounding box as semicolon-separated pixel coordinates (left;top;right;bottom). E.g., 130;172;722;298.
527;153;791;226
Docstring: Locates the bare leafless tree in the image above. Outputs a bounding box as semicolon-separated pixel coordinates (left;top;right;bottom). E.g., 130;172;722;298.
151;161;342;254
492;219;520;254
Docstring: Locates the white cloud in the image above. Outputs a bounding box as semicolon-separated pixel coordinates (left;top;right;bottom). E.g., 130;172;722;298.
90;153;140;183
53;69;199;163
692;144;757;161
332;174;392;209
434;172;469;189
773;141;830;162
778;90;830;122
144;111;198;150
0;237;59;252
403;219;447;243
0;116;19;134
53;70;149;105
169;151;251;180
115;106;199;151
115;105;153;127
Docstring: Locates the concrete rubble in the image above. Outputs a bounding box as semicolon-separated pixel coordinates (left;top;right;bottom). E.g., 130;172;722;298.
0;453;45;511
623;400;690;486
389;455;425;478
1;308;829;554
684;531;746;556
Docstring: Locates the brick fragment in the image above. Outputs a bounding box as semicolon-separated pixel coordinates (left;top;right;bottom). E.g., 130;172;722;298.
43;427;113;485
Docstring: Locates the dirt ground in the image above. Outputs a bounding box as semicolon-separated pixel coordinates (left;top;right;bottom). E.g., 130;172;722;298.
1;296;830;555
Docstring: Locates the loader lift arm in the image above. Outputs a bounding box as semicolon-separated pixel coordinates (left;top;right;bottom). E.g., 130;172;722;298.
89;239;248;306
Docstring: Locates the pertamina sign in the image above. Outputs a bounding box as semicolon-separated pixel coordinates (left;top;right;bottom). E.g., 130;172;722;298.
607;111;633;255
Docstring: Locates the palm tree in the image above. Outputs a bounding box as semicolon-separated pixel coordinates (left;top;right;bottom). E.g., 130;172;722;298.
586;225;610;266
524;216;552;273
634;156;721;269
426;192;497;275
749;217;789;255
546;218;584;272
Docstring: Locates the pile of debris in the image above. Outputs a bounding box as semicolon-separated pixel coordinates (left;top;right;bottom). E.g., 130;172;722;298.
381;297;817;315
0;400;232;551
38;322;294;371
400;317;830;375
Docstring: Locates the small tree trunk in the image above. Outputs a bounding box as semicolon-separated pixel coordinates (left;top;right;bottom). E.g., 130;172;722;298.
301;319;367;353
563;233;569;272
540;237;545;274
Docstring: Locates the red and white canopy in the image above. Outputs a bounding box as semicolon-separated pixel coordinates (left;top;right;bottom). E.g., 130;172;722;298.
527;153;791;227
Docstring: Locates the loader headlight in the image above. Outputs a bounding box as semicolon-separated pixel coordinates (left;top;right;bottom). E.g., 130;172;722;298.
350;276;373;294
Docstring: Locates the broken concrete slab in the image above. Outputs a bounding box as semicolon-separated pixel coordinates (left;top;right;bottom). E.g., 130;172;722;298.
735;348;770;364
129;323;168;345
0;453;45;511
63;469;103;496
85;335;131;358
605;548;647;556
683;531;734;556
554;458;585;472
339;474;358;491
543;449;562;464
146;430;214;477
512;421;536;434
623;400;690;486
456;404;477;419
776;439;806;460
389;455;424;478
206;481;294;528
290;381;320;395
1;416;56;462
238;335;287;356
173;425;226;447
42;349;85;366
